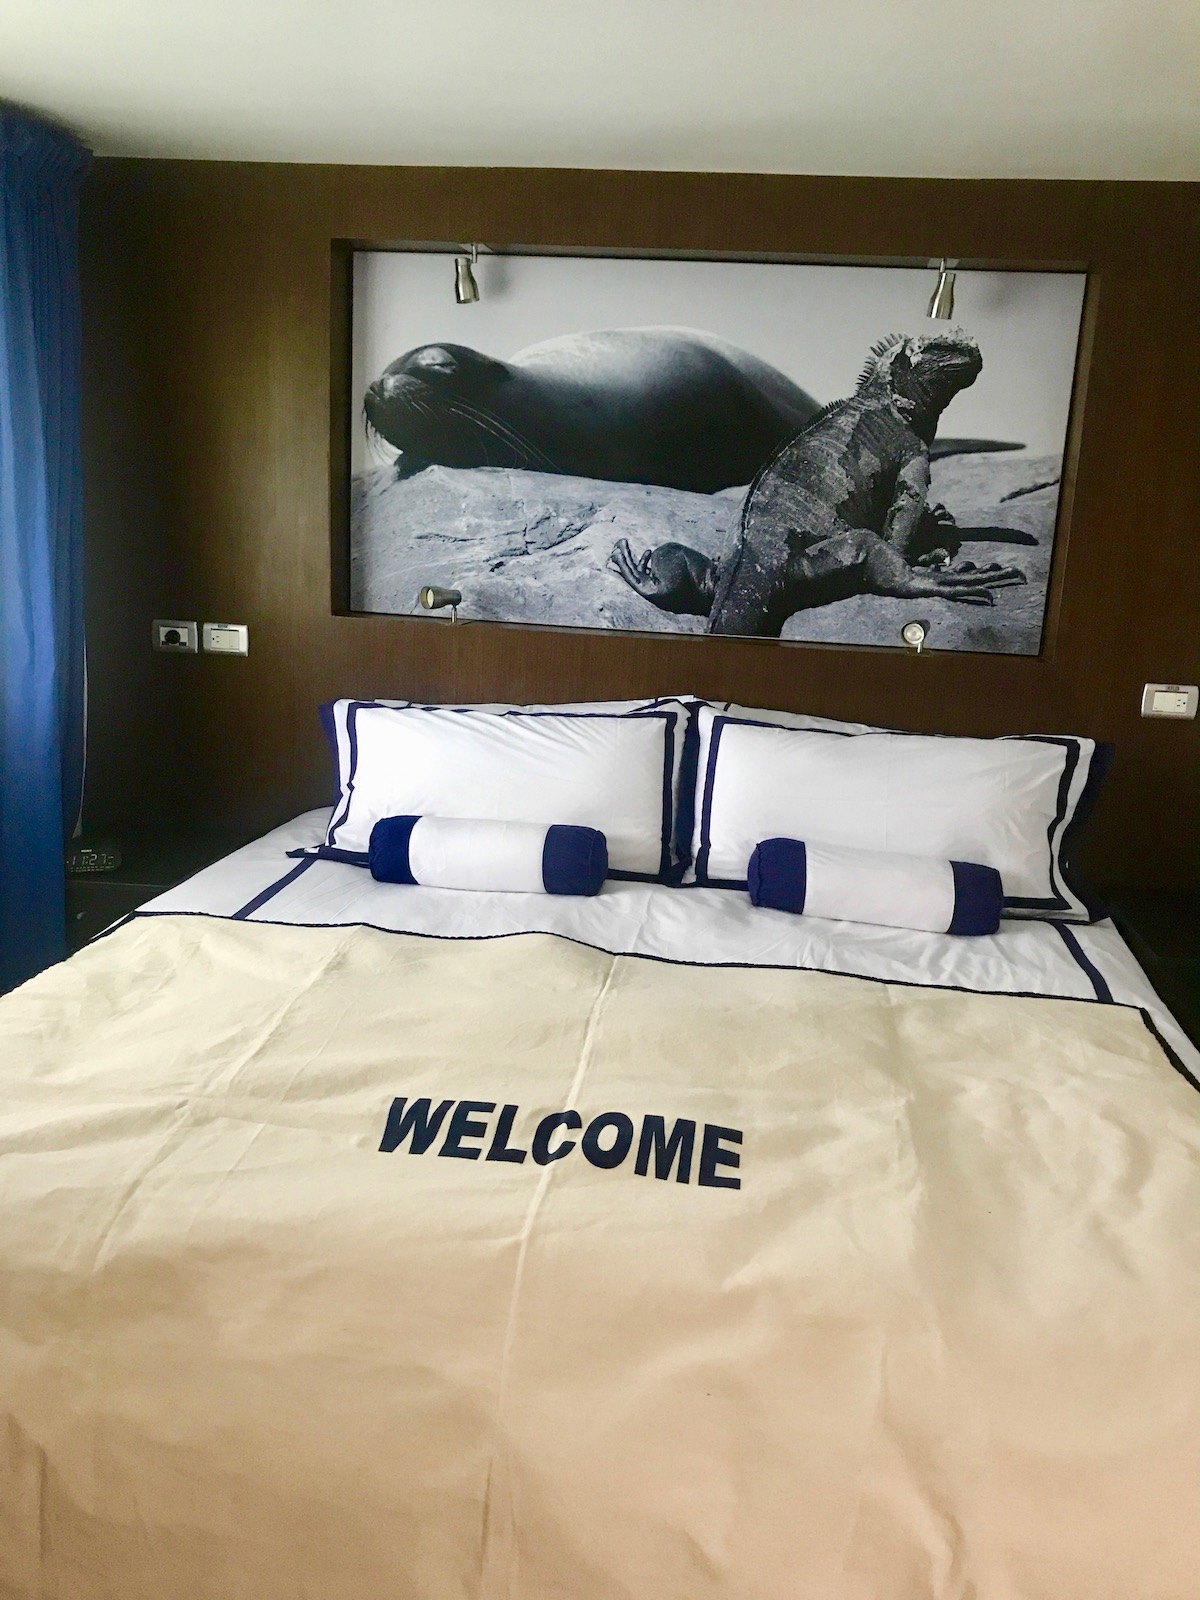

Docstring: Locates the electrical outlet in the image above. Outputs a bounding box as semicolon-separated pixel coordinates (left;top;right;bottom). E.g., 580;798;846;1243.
202;623;249;656
152;619;198;653
1140;683;1198;719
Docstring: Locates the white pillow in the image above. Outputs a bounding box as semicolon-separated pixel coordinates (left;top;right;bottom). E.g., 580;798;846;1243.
320;695;700;877
687;705;885;851
321;702;683;881
688;707;1109;921
715;701;885;734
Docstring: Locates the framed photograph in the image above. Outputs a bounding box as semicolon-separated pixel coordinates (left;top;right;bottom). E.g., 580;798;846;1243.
341;249;1087;655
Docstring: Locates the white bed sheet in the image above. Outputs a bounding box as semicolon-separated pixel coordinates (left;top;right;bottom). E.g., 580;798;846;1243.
138;809;1200;1082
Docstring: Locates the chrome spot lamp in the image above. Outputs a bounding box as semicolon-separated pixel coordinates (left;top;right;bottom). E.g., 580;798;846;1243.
926;258;956;320
418;585;463;623
455;244;480;304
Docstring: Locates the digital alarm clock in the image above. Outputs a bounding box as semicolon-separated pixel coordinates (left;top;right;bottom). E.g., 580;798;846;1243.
65;839;123;876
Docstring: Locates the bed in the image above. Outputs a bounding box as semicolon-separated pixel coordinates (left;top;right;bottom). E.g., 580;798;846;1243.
2;699;1199;1600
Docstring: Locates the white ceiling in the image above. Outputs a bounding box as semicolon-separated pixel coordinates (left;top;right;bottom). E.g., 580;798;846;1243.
2;0;1197;179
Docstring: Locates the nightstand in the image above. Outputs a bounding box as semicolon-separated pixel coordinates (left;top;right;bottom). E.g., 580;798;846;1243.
1108;889;1200;1051
65;833;246;953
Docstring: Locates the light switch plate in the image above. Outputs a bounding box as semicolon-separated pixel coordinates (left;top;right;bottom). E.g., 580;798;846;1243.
202;623;249;656
1140;683;1198;719
152;619;198;653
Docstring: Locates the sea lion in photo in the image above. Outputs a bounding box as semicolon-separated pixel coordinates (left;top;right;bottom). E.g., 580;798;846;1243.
364;328;1022;497
364;328;822;494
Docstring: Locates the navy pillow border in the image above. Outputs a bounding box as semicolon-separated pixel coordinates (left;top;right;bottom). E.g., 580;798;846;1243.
692;713;1113;923
1053;738;1114;921
317;700;687;886
317;699;339;805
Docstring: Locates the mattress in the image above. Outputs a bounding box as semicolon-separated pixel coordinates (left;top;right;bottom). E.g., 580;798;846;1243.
1;810;1198;1599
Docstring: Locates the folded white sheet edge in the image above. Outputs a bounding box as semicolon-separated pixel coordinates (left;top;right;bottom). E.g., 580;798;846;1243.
130;809;1199;1083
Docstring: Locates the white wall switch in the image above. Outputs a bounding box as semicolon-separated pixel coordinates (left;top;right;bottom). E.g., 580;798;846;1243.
202;622;249;656
1140;683;1198;719
152;619;198;652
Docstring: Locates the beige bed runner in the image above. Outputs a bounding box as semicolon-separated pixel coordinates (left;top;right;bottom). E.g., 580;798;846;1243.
1;914;1199;1599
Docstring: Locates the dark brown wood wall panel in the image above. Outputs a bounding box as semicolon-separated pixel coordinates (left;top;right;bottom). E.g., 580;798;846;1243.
79;163;1200;888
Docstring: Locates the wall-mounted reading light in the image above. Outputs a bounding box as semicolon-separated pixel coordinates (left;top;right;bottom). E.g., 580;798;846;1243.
901;619;928;653
926;258;956;320
454;245;480;304
418;585;463;623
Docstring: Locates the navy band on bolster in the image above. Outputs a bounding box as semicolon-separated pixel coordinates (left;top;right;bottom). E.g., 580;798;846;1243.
369;815;420;884
541;825;608;896
948;860;1004;936
747;838;808;914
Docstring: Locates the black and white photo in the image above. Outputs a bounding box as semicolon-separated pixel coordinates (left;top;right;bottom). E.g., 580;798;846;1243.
348;252;1085;655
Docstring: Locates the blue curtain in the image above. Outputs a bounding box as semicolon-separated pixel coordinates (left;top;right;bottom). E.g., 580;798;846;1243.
0;110;91;992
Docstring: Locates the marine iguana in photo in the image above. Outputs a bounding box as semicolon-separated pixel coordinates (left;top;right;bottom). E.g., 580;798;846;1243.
608;329;1028;638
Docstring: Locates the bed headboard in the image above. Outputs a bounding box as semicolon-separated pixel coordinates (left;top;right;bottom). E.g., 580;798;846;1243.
79;163;1200;890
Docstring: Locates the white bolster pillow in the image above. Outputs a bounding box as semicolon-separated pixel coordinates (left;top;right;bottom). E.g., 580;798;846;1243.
369;815;608;896
747;838;1003;935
